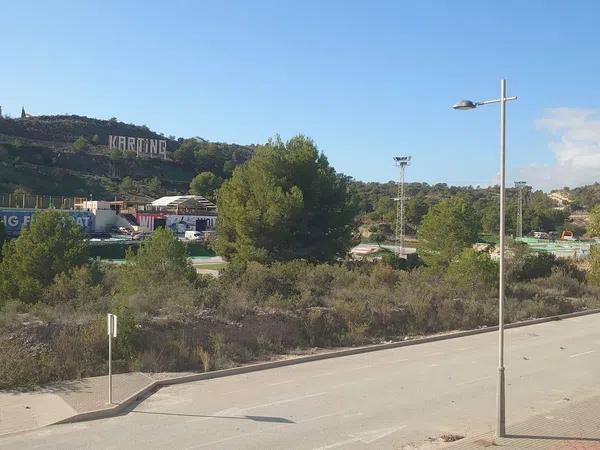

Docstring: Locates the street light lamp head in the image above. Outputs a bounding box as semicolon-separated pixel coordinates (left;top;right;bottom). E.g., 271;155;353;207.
452;100;477;110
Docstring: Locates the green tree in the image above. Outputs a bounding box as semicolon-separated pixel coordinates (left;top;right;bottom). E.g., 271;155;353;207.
587;205;600;238
109;148;124;161
121;228;196;286
214;135;356;263
147;177;162;196
417;196;480;269
189;171;222;200
173;139;198;164
480;203;499;234
119;176;135;193
371;231;386;247
91;134;100;145
447;248;498;288
0;210;88;306
21;107;26;119
524;191;569;233
587;245;600;286
405;196;429;228
372;197;395;224
72;136;88;153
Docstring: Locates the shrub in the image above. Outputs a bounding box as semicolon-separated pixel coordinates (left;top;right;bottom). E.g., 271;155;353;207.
532;267;584;298
508;251;556;282
381;252;421;271
44;265;104;307
0;321;108;389
72;136;88;153
303;307;345;346
447;248;498;289
117;228;198;313
109;148;123;161
140;337;196;372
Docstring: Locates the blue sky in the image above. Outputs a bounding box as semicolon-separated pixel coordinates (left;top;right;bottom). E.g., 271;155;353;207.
3;1;600;189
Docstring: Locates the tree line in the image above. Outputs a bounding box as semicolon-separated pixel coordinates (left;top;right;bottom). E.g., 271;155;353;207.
349;180;571;236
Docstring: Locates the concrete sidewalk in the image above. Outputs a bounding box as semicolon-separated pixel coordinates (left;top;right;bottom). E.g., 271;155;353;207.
0;372;190;436
449;395;600;449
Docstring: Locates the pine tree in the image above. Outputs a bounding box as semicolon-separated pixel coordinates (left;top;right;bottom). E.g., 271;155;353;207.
21;107;26;119
214;135;356;264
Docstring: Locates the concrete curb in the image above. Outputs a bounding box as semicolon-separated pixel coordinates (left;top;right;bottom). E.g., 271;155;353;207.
53;307;600;426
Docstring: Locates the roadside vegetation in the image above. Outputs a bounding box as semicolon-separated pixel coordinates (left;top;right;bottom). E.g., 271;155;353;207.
2;140;600;388
0;135;599;390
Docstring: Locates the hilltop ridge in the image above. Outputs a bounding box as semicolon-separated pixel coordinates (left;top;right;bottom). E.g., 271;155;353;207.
0;114;178;149
0;114;255;199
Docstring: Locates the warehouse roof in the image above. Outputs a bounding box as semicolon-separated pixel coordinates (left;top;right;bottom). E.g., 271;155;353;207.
151;195;216;211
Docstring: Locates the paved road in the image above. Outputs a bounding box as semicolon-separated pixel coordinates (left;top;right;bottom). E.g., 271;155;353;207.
3;314;599;449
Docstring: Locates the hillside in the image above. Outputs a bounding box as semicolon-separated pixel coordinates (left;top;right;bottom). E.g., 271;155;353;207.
0;114;178;150
0;115;255;199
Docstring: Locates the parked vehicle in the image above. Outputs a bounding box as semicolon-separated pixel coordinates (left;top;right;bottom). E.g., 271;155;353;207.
533;231;550;239
560;230;576;241
185;230;203;241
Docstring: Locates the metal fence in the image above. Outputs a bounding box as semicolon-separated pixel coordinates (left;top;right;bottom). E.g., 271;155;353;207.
0;193;86;210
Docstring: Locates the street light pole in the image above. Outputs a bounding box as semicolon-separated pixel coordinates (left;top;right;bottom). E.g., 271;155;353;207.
497;78;507;438
453;79;517;438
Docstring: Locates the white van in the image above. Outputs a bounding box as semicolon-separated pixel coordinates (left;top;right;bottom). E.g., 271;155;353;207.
184;230;203;241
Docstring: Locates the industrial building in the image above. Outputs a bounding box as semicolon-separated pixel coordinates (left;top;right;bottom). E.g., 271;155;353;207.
0;194;217;238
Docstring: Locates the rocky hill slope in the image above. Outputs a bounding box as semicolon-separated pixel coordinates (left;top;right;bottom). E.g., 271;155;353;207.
0;115;255;199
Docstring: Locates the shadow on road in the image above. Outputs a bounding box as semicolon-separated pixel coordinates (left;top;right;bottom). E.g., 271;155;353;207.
507;434;600;442
131;410;295;424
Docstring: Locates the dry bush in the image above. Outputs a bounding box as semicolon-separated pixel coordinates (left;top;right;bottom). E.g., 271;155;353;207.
140;337;199;372
532;268;585;298
196;346;211;372
303;307;345;346
218;288;251;320
123;282;198;315
0;338;49;389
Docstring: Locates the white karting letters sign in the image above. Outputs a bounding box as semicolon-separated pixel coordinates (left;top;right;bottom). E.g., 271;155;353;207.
108;135;167;160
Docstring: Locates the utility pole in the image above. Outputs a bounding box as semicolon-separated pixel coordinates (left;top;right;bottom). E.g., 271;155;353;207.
515;181;527;238
393;156;411;256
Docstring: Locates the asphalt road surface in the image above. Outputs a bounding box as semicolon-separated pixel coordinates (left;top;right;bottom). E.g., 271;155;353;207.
3;314;599;449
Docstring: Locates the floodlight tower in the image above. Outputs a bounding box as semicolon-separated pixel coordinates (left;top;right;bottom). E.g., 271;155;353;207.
514;181;527;238
393;156;411;256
